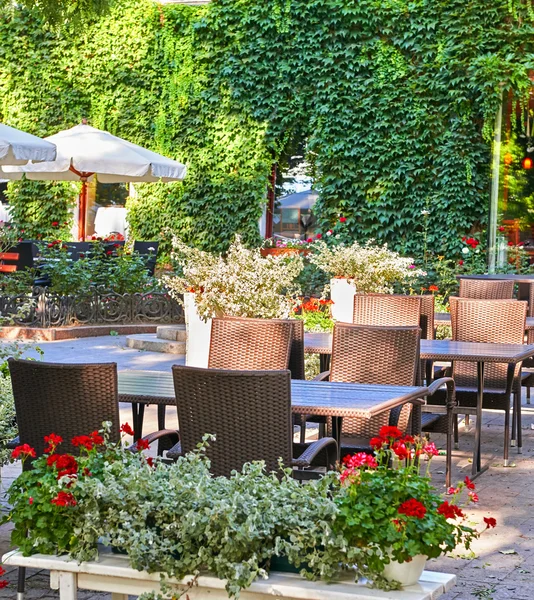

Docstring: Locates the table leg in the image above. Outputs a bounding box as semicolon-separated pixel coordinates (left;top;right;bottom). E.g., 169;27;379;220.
319;353;331;373
131;403;145;441
331;416;343;462
473;362;485;476
58;572;77;600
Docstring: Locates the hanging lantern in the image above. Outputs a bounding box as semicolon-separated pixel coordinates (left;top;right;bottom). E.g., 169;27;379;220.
522;157;533;169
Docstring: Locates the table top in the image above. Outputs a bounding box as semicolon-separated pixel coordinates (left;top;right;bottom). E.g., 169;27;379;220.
304;333;534;363
457;274;534;283
118;370;428;418
2;549;457;600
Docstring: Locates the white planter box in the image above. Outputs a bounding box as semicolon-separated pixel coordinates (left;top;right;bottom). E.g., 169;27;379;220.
2;548;456;600
330;278;356;323
184;292;212;368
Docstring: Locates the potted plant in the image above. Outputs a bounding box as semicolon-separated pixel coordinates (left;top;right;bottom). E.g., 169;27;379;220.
294;297;334;332
164;235;303;367
308;239;424;322
331;426;496;587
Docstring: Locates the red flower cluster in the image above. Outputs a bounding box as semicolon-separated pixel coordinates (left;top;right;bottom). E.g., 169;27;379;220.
0;566;7;589
11;444;36;460
51;491;77;507
422;442;439;457
136;439;150;451
391;441;410;460
428;284;439;293
464;476;475;490
462;237;479;249
44;433;63;453
340;452;377;482
378;425;403;440
47;454;78;478
51;221;59;227
339;216;347;223
437;500;464;520
120;423;135;436
484;517;497;529
398;498;427;519
71;431;104;451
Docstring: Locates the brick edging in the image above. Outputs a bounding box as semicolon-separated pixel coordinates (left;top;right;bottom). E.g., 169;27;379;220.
0;324;161;341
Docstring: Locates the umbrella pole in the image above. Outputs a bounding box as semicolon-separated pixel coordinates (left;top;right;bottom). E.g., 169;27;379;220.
79;177;88;241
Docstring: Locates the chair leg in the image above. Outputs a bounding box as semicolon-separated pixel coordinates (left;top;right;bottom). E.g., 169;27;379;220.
464;414;470;431
454;414;459;450
17;566;25;600
511;393;517;447
517;392;523;454
504;407;510;467
299;416;307;444
319;421;326;439
527;384;531;404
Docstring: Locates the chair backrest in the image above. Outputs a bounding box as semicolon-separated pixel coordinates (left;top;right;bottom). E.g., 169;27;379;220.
330;323;420;386
353;294;421;327
406;294;435;340
172;366;292;477
133;241;159;276
209;317;293;371
330;324;420;437
452;299;527;389
8;359;120;457
458;278;514;300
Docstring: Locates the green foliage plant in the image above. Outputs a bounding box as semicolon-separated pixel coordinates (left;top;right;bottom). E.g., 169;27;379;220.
2;1;534;261
164;235;303;321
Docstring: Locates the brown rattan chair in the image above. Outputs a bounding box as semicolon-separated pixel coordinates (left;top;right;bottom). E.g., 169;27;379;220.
8;359;121;456
458;278;515;300
315;323;456;484
353;294;422;327
427;299;527;464
208;317;293;370
164;366;337;478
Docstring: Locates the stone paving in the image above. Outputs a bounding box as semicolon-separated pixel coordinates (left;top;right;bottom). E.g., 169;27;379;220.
0;336;534;599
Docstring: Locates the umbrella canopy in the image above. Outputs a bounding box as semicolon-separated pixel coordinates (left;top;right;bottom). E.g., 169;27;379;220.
0;123;57;165
2;123;187;239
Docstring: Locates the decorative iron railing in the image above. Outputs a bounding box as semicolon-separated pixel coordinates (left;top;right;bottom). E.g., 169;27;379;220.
0;287;184;327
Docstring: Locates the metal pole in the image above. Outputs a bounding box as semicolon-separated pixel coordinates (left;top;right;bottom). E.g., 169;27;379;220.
265;164;276;239
488;95;503;273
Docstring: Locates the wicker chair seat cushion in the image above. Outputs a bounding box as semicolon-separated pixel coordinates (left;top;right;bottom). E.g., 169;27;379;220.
421;412;449;434
428;387;511;411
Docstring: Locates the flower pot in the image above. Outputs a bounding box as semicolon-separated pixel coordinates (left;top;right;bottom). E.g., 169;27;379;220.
184;292;212;368
260;248;309;257
381;553;427;587
329;277;356;323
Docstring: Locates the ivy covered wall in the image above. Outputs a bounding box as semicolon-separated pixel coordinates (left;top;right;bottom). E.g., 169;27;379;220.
0;0;533;258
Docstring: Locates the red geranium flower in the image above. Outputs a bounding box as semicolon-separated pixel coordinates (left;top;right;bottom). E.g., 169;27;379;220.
428;285;439;293
339;216;347;223
378;425;403;440
136;439;150;451
146;457;154;468
438;500;464;520
398;498;426;519
44;433;63;453
11;444;36;460
370;436;383;449
343;452;378;469
51;221;59;227
47;454;78;478
468;491;479;503
484;517;497;528
306;238;313;243
90;431;104;446
422;442;439;457
464;476;475;490
315;233;322;240
392;441;410;460
72;435;94;450
458;260;464;266
508;241;514;247
51;491;77;507
121;423;134;435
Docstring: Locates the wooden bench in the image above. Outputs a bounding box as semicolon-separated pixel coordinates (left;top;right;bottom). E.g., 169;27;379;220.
2;548;456;600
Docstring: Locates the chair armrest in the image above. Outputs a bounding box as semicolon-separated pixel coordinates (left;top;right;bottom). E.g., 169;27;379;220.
127;429;179;451
292;437;337;469
427;377;456;404
313;370;330;381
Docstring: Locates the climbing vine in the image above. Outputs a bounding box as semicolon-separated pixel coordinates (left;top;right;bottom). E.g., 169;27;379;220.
0;0;533;259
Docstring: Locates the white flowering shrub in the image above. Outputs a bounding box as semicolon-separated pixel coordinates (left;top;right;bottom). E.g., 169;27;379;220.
164;236;304;321
309;240;425;293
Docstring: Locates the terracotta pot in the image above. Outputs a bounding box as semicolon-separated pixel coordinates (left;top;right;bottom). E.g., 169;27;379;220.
260;248;309;257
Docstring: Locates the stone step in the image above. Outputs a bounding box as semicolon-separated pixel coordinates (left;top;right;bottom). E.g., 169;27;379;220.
156;324;187;341
126;333;186;354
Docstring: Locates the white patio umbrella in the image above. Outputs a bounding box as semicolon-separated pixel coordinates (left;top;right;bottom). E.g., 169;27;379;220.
2;123;187;239
0;123;56;165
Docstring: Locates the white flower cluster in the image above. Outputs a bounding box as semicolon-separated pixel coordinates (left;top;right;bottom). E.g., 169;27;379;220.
309;240;425;294
164;236;304;321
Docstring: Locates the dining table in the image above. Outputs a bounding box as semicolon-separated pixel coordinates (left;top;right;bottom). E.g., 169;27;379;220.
117;370;429;462
304;332;534;477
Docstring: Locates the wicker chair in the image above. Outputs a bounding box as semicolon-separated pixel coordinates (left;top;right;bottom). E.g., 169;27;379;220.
353;294;421;327
314;323;456;484
521;284;534;403
164;366;337;478
458;278;515;300
428;299;527;464
8;359;121;456
209;317;293;370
